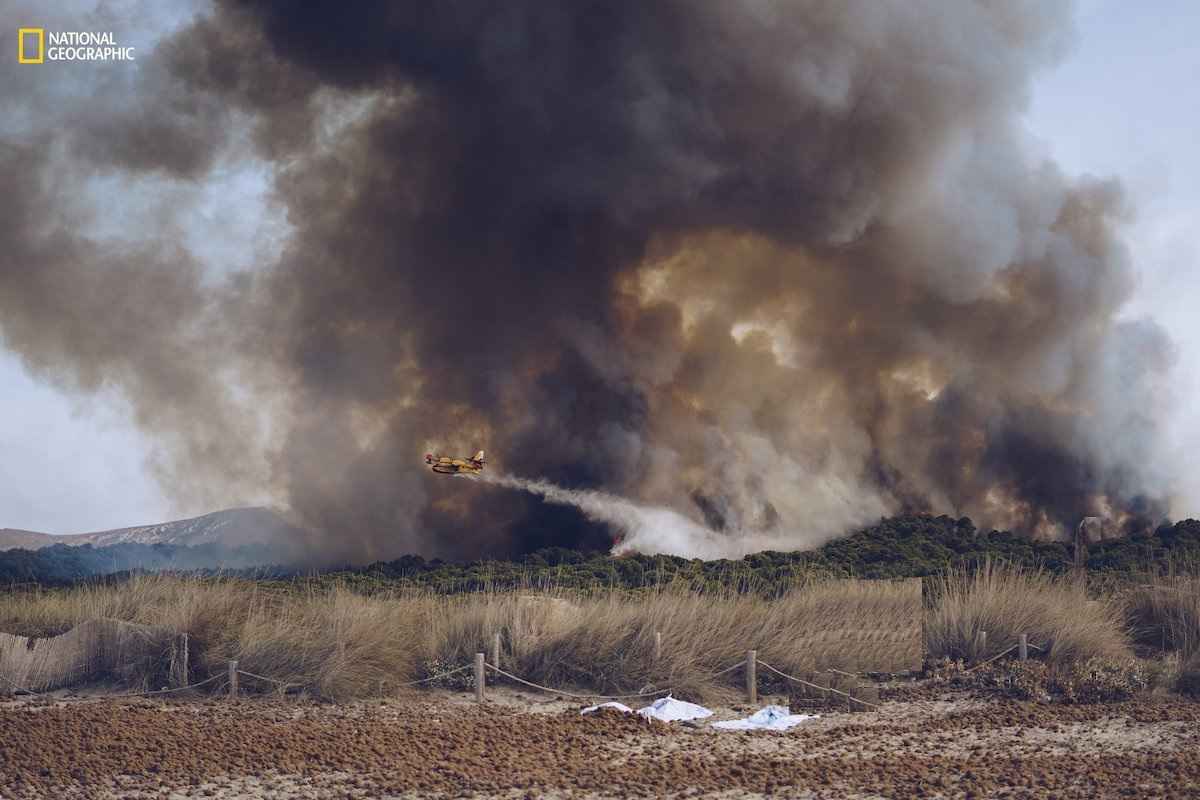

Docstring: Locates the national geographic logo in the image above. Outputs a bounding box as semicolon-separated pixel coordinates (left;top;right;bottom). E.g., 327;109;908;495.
17;27;135;63
17;27;42;63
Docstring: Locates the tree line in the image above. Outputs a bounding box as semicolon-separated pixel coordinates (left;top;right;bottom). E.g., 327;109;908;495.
4;513;1196;592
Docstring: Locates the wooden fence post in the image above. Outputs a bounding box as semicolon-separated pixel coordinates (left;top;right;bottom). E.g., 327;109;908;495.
1018;633;1028;661
228;660;238;700
654;631;663;663
177;633;189;688
475;652;486;704
745;650;757;706
492;633;501;671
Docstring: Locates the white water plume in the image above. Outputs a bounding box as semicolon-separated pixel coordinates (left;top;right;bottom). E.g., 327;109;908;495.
477;473;796;559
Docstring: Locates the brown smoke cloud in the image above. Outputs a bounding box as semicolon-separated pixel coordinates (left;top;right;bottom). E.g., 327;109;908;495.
0;1;1177;561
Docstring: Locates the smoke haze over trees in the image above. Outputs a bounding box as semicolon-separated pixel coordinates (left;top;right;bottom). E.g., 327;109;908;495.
0;1;1181;562
5;514;1200;592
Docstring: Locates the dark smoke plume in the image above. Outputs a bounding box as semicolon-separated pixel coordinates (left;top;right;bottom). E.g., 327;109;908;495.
0;1;1177;561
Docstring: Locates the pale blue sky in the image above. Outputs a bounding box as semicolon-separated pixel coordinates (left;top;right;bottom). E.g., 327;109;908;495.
1025;0;1200;513
2;1;1198;533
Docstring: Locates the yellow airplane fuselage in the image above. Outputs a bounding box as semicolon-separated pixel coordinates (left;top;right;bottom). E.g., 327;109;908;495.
425;450;486;475
430;457;482;475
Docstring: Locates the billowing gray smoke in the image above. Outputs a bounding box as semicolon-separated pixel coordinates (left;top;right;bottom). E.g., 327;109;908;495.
0;1;1177;561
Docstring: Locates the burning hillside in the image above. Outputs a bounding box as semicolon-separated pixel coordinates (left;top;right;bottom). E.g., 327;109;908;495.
0;1;1176;562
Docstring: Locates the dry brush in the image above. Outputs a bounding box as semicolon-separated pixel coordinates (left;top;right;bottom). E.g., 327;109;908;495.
3;563;1162;701
0;575;921;700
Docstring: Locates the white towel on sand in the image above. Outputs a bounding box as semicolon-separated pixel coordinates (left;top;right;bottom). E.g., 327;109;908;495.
711;705;819;731
580;701;634;715
636;696;713;722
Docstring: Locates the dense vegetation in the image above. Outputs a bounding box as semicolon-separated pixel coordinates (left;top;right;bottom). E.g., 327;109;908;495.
4;513;1196;593
0;542;287;586
334;515;1200;594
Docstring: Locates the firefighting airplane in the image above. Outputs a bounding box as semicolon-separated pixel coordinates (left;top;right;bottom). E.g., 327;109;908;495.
424;450;486;475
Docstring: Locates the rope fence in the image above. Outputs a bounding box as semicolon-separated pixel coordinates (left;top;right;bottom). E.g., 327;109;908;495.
0;670;36;696
755;659;881;709
961;631;1046;672
0;651;889;707
485;662;673;701
114;673;223;698
964;644;1020;672
0;672;222;703
231;663;476;697
474;653;885;709
825;666;861;680
394;664;474;688
236;669;300;692
704;662;745;680
3;622;1046;707
2;646;1036;703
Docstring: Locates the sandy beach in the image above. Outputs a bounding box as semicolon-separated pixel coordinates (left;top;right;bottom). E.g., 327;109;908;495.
3;685;1199;799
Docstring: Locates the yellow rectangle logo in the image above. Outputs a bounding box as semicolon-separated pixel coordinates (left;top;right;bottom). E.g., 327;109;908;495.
18;27;44;64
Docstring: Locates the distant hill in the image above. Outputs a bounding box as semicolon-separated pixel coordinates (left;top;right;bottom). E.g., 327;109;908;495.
0;529;54;550
0;508;304;552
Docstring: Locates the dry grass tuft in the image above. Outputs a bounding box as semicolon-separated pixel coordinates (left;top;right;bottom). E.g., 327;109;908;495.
1126;573;1200;657
5;565;1145;700
0;575;921;700
493;578;920;698
208;590;427;700
925;561;1130;666
1123;565;1200;695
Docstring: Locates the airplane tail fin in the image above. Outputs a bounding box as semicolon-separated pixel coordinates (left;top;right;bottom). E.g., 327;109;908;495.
473;450;486;464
